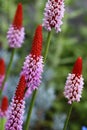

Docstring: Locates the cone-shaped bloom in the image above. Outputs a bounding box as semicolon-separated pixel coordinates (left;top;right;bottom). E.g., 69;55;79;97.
0;96;8;118
5;75;26;130
42;0;65;33
7;3;25;48
64;57;84;104
21;25;43;97
0;58;5;88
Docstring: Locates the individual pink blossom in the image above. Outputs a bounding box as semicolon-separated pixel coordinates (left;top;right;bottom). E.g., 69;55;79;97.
0;58;5;88
42;0;65;32
0;96;8;118
7;3;25;48
5;75;26;130
21;25;43;97
64;57;84;104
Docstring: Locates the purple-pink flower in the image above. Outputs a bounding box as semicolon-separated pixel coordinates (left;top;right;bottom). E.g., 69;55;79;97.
42;0;65;32
0;58;5;89
0;96;8;118
64;57;84;104
7;3;25;48
21;25;43;97
5;75;26;130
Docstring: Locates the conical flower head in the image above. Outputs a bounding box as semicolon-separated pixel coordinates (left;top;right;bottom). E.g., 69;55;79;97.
13;3;23;29
0;96;8;118
72;57;82;76
7;3;25;48
0;58;5;88
64;57;84;104
42;0;65;32
5;75;26;130
31;25;43;56
21;25;43;97
15;75;26;100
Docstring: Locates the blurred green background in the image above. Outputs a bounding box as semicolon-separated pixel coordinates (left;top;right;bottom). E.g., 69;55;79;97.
0;0;87;130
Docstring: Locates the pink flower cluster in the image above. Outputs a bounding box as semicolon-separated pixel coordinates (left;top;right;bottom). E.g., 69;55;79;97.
22;54;43;97
7;3;25;48
64;57;84;104
5;75;26;130
43;0;65;32
7;25;25;48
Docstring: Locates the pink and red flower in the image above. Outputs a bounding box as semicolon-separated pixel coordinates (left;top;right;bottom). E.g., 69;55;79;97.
64;57;84;104
5;75;26;130
21;25;43;97
7;3;25;48
42;0;65;32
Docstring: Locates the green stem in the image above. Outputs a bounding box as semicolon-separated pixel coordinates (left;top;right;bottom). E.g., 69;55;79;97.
24;31;52;130
63;104;73;130
0;118;6;130
0;49;15;98
44;31;52;62
24;90;37;130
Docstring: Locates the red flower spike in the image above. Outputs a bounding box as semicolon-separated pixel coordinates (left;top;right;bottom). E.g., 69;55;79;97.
13;3;23;29
1;96;8;112
15;75;26;100
0;58;5;75
31;25;43;57
5;76;25;129
72;57;82;76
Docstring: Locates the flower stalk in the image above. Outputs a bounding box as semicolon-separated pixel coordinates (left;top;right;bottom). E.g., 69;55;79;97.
0;118;6;130
63;57;84;130
24;90;37;130
63;104;73;130
44;31;52;62
24;31;52;130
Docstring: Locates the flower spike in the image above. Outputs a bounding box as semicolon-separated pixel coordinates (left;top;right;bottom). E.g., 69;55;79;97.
0;58;5;88
21;25;43;97
0;96;8;118
7;3;25;48
5;75;26;130
64;57;84;104
42;0;65;33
